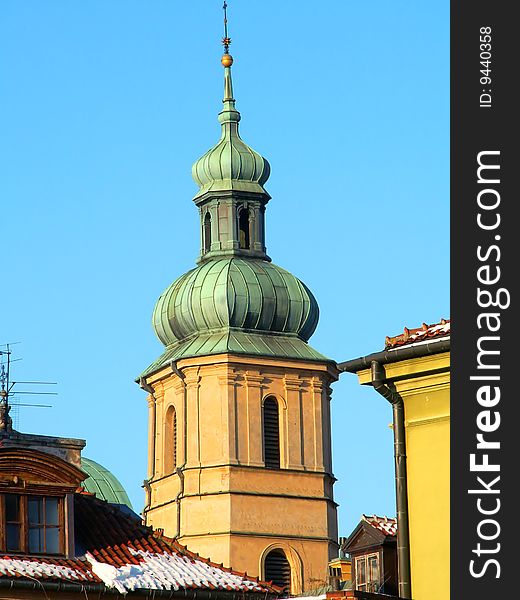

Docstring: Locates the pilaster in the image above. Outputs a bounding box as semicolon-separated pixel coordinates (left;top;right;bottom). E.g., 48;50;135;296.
245;373;266;467
284;376;304;470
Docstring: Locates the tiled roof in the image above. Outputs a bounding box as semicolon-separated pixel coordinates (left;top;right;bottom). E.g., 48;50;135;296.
1;493;281;596
362;514;397;537
385;318;450;349
0;555;98;583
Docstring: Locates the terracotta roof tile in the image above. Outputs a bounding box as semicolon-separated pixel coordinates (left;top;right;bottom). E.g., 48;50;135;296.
385;318;450;349
362;514;397;537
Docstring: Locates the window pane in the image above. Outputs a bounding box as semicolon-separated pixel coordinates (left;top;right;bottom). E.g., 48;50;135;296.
368;555;379;583
28;497;43;525
5;494;20;521
356;558;366;585
45;528;60;554
6;524;21;552
28;527;44;553
45;498;59;525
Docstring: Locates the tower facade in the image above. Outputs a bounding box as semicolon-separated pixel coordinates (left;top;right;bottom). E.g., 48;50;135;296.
140;45;338;595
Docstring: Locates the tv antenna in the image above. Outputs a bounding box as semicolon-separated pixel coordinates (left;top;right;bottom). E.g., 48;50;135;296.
0;343;56;433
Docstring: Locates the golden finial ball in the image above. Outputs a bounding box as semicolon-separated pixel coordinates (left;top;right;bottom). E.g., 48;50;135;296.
221;53;233;67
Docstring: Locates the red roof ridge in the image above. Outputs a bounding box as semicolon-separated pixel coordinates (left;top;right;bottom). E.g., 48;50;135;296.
362;514;398;536
385;318;450;349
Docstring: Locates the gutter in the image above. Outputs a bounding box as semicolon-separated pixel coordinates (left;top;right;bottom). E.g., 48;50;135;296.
338;337;450;373
140;361;188;538
140;377;157;517
370;361;412;600
0;579;111;595
339;338;448;599
170;360;188;541
0;579;281;599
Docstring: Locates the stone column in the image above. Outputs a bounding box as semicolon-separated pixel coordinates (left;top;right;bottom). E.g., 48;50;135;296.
218;370;240;465
311;377;326;471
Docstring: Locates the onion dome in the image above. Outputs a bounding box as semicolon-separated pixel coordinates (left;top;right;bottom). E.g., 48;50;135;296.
139;33;331;379
81;457;133;509
153;258;319;347
192;59;270;200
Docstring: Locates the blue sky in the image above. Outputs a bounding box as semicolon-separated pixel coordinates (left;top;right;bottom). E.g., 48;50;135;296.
1;0;448;537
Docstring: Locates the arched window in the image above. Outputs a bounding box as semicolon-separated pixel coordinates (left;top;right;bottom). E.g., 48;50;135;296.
238;208;250;249
264;549;291;592
204;212;212;253
263;397;280;469
164;406;177;473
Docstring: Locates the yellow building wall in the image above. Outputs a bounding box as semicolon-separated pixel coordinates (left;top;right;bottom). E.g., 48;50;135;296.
358;352;450;600
143;353;339;594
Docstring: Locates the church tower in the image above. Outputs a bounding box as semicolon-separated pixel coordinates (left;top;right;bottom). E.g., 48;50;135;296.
140;17;339;595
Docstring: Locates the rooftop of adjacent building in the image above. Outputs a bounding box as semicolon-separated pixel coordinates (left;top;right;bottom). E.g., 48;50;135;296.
338;317;451;373
361;514;397;537
0;424;281;597
385;318;450;350
0;491;281;597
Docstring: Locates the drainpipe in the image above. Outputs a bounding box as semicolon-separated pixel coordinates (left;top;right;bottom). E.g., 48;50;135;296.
170;360;187;540
371;361;412;600
140;377;157;518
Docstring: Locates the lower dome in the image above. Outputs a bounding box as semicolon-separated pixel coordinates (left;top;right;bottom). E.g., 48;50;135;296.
152;258;319;347
81;457;133;509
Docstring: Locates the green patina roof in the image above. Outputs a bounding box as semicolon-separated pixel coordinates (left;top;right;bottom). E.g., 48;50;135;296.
141;329;330;378
153;258;319;345
81;457;133;509
192;65;270;200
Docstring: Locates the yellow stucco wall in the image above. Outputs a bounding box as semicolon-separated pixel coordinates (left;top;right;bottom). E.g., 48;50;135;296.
358;352;450;600
143;353;339;594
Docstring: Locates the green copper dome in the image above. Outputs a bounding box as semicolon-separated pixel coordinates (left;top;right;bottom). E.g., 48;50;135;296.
81;457;133;509
153;258;319;347
192;66;270;200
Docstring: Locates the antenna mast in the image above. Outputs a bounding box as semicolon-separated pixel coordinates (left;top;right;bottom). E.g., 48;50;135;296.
0;343;56;433
0;344;13;432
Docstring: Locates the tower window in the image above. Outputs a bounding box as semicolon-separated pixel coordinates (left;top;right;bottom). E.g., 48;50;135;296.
264;549;291;592
263;397;280;469
204;212;212;253
164;406;177;474
238;208;250;249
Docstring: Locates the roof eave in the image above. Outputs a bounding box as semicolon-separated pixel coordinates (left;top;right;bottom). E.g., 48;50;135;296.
338;337;451;374
0;579;281;599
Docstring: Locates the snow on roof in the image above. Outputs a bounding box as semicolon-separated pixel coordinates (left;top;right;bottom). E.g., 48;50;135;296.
0;556;98;583
87;548;268;594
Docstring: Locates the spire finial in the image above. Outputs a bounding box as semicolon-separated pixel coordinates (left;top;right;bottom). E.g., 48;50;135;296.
221;1;233;67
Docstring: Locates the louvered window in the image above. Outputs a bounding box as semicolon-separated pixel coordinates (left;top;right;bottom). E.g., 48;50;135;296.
264;549;291;592
263;397;280;469
238;208;250;249
204;212;212;253
164;406;177;473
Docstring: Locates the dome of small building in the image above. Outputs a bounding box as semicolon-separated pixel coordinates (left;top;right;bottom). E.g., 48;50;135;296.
153;257;319;348
81;457;133;509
